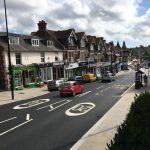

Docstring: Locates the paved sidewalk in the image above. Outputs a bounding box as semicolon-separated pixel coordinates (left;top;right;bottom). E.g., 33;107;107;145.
0;85;49;105
71;78;150;150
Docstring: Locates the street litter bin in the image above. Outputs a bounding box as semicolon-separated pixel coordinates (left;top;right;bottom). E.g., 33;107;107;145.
135;70;143;89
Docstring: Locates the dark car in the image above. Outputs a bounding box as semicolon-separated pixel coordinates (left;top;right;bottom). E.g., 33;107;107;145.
68;76;86;84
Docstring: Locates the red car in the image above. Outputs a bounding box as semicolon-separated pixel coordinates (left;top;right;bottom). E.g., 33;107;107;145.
59;81;84;97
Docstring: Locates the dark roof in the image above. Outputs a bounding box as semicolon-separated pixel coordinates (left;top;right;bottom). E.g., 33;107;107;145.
76;32;85;40
0;32;63;52
55;29;75;40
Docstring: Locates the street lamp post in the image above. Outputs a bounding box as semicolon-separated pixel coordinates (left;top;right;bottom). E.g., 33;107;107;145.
4;0;14;100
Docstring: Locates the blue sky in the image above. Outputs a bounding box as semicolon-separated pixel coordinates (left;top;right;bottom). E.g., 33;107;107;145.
0;0;150;48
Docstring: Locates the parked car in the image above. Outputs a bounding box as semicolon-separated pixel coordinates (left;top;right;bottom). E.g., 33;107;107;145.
83;73;97;82
47;79;65;91
68;76;86;84
59;81;84;97
102;72;115;82
96;72;102;81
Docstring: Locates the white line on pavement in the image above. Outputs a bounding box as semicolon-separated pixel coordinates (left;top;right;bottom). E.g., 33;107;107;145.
0;117;17;124
96;85;105;90
36;99;72;110
49;100;71;112
76;91;91;97
0;119;33;136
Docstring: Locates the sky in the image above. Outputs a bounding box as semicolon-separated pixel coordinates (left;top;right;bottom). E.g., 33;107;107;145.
0;0;150;48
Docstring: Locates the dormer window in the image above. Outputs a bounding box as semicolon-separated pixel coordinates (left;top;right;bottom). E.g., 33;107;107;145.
68;34;74;46
90;44;94;50
81;39;85;47
9;36;19;44
47;40;53;47
31;39;39;46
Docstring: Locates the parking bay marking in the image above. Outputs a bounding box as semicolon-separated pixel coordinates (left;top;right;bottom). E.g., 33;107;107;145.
13;99;50;109
75;91;91;97
36;99;72;111
0;117;17;124
0;119;33;136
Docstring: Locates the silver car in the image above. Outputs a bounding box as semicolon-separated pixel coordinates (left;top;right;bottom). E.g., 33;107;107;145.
102;72;115;82
47;79;65;91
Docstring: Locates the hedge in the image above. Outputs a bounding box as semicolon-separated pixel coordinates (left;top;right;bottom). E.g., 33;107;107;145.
106;92;150;150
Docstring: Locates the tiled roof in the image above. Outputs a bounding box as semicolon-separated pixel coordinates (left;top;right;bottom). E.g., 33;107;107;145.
0;32;63;52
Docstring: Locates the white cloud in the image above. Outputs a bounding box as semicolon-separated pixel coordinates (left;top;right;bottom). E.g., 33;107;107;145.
0;0;150;47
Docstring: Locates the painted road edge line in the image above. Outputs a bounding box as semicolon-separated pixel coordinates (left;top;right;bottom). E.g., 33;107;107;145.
121;83;135;97
70;83;134;150
0;119;33;136
0;117;17;124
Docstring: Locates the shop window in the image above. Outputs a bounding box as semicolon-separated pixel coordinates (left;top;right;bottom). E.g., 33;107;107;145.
29;70;36;83
15;53;22;64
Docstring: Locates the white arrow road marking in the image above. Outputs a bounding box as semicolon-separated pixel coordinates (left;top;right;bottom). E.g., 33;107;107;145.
0;119;33;136
75;91;91;97
0;117;17;124
36;99;72;111
13;99;50;109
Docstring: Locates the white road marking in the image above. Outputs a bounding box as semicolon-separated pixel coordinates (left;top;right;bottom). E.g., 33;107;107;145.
36;99;72;111
76;91;91;97
96;85;105;90
0;117;17;124
0;119;33;136
13;99;50;109
66;102;95;116
49;100;71;112
26;114;30;121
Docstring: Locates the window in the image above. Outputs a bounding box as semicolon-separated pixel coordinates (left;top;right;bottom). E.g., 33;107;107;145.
55;56;58;61
90;44;94;50
40;52;45;63
15;53;22;64
9;37;19;44
32;39;39;46
68;35;74;46
47;40;53;46
81;39;85;47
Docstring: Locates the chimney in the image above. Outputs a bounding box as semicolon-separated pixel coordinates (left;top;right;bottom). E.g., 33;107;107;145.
37;20;47;31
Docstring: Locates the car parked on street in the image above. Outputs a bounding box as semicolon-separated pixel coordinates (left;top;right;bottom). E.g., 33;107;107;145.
83;73;97;82
68;76;86;84
59;81;84;97
47;79;65;91
102;72;115;82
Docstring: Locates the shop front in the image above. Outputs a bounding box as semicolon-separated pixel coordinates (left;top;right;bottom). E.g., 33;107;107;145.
52;62;64;80
65;62;79;79
38;63;53;83
12;64;40;90
77;61;88;76
88;61;97;74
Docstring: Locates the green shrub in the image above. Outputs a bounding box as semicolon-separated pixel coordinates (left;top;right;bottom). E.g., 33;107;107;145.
106;92;150;150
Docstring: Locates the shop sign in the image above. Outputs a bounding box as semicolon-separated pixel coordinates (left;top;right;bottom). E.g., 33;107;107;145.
53;62;64;66
66;62;79;69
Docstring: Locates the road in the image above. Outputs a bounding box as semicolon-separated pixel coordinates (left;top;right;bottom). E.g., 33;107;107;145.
0;70;135;150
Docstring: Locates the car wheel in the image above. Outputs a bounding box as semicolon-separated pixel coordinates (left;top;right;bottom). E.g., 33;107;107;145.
72;91;76;97
81;89;83;93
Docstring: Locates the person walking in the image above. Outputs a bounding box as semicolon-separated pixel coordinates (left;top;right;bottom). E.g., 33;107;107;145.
143;74;148;87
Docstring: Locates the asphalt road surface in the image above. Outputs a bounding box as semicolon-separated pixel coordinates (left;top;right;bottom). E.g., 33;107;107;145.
0;70;135;150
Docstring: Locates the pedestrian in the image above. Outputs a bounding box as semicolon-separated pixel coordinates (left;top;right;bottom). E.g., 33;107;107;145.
143;74;148;87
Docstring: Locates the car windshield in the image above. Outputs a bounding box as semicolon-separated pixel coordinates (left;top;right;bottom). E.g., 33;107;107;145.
63;83;71;87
